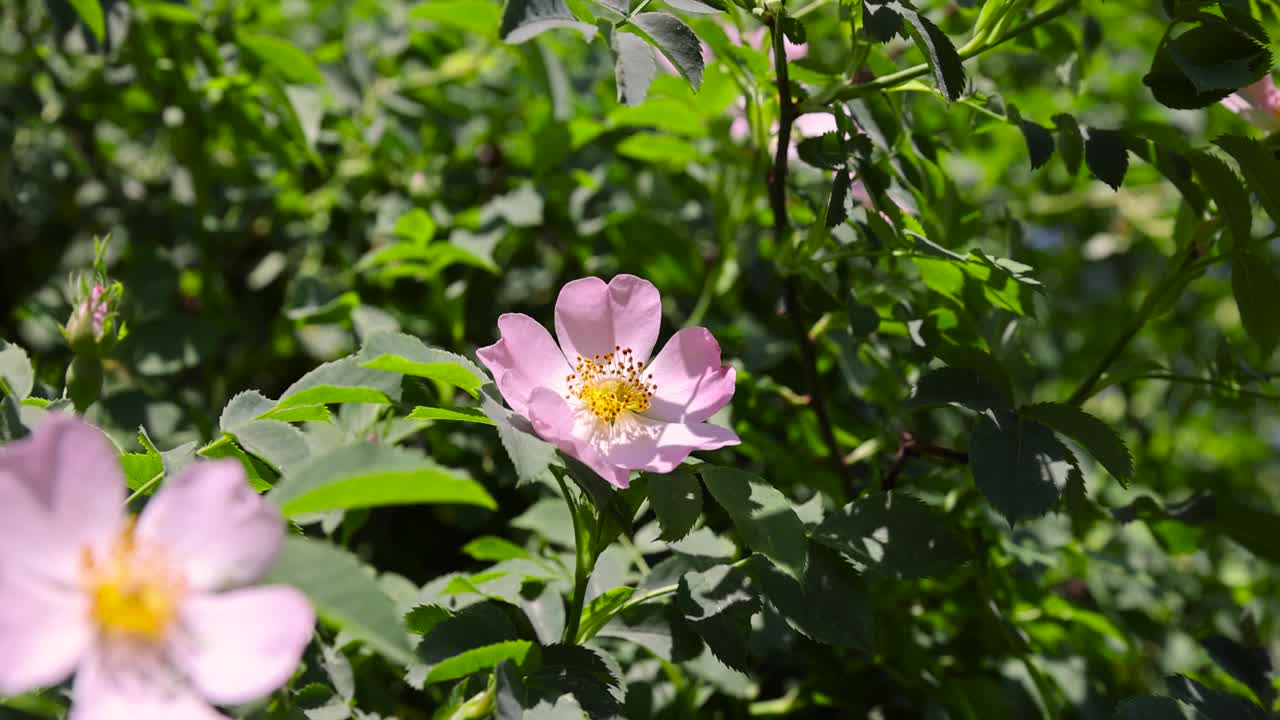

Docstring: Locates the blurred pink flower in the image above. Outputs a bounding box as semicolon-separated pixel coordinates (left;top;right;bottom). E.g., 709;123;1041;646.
0;414;314;719
1221;76;1280;130
478;275;739;488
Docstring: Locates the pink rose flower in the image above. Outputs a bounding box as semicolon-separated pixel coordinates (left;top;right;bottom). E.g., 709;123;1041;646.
0;414;314;719
478;275;739;488
1221;76;1280;131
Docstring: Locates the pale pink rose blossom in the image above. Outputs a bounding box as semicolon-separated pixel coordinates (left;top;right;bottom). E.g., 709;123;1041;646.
0;414;314;720
478;275;739;488
1221;76;1280;130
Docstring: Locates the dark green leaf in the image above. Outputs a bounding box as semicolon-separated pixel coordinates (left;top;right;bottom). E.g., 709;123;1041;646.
796;132;846;170
1167;674;1266;720
1231;252;1280;357
1016;117;1055;170
1187;150;1252;245
405;604;452;636
648;466;703;541
676;563;758;672
1054;113;1084;175
627;12;704;91
1144;15;1272;109
811;491;967;579
1113;696;1201;720
969;411;1075;525
494;660;528;720
863;4;902;43
888;2;966;101
826;169;852;227
663;0;727;13
1085;128;1129;190
699;465;808;580
911;366;1012;412
499;0;597;43
1214;135;1280;232
1199;635;1275;708
1214;496;1280;563
1021;402;1134;484
525;644;622;719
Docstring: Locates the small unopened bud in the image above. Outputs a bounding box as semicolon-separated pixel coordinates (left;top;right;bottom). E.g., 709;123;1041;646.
63;281;124;357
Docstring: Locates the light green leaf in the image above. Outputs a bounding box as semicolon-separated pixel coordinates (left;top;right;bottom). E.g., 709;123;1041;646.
480;387;557;483
120;452;163;493
359;333;487;398
408;406;496;425
266;536;415;666
269;442;496;516
461;536;529;562
68;0;106;42
425;640;535;685
498;0;596;43
576;587;634;643
239;33;323;84
279;355;404;407
700;465;808;580
411;0;500;35
0;341;34;400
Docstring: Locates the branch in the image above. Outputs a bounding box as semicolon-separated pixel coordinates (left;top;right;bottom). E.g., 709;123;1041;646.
770;16;854;492
805;0;1082;109
883;432;969;490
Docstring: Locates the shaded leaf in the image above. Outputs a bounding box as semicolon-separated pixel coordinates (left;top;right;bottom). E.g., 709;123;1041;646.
812;491;967;579
1187;150;1252;246
911;365;1012;412
647;466;702;541
1214;135;1280;232
1085;128;1129;190
699;465;808;580
499;0;597;43
1054;113;1083;175
1231;252;1280;357
969;411;1075;525
628;12;704;91
1021;402;1134;484
889;2;966;101
613;32;657;106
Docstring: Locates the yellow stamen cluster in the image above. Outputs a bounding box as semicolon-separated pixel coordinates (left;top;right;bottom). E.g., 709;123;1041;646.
566;346;656;424
83;522;184;642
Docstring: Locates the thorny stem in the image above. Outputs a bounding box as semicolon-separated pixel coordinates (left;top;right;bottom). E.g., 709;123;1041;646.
882;432;968;491
805;0;1083;109
771;16;855;493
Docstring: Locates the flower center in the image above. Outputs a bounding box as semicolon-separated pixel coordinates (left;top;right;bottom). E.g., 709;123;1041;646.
82;522;184;642
567;346;656;424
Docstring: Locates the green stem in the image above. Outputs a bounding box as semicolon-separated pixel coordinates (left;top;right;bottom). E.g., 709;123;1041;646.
124;470;165;506
1121;373;1280;402
807;0;1082;108
449;685;495;720
197;434;233;456
556;472;599;645
790;0;827;19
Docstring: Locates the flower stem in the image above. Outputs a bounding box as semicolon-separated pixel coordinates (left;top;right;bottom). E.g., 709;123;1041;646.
449;684;495;720
123;470;165;506
769;16;854;495
806;0;1082;108
555;471;600;645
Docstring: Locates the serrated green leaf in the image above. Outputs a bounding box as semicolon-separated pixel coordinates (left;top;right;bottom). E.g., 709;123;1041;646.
613;31;657;106
1231;252;1280;357
647;466;702;541
627;12;703;91
1215;135;1280;232
888;2;966;101
120;452;163;493
0;341;33;401
405;604;453;636
1021;402;1134;484
1114;696;1202;719
267;536;415;666
1187;150;1253;246
359;332;486;398
269;442;496;516
700;465;808;580
1167;674;1266;720
408;405;496;425
1054;113;1083;175
911;365;1012;412
1085;128;1129;190
498;0;596;43
811;491;967;579
426;640;535;685
969;411;1076;525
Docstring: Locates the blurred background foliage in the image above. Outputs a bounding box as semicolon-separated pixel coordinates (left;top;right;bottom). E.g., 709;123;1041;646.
3;0;1280;717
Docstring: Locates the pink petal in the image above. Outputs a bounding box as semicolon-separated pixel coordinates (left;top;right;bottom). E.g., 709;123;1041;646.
173;586;314;705
554;275;662;365
476;313;571;417
135;459;283;591
69;650;226;720
0;570;90;695
526;388;632;489
602;415;739;473
644;327;736;423
0;413;126;581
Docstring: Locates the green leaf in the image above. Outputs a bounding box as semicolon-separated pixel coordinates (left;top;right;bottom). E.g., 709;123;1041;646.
752;548;873;651
0;341;33;400
676;563;757;672
811;491;967;579
1214;135;1280;232
1053;113;1083;175
1231;252;1280;357
406;604;453;636
826;168;852;228
394;208;437;244
120;452;163;493
699;465;808;580
969;410;1076;525
863;4;902;43
1143;14;1271;109
1021;402;1134;484
408;406;497;425
139;427;197;479
576;586;635;643
647;467;703;541
663;0;726;12
796;132;846;170
613;32;657;106
462;536;530;562
410;0;501;36
498;0;596;43
1214;496;1280;563
911;366;1012;412
1114;696;1201;719
359;332;487;398
425;640;535;685
1167;675;1266;720
270;443;496;516
616;133;699;167
278;355;403;408
227;420;311;474
1085;128;1129;190
68;0;106;43
627;13;704;91
888;2;966;101
1018;119;1054;171
495;660;527;720
480;387;557;483
239;33;324;84
1187;150;1252;246
267;536;415;666
524;644;622;719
